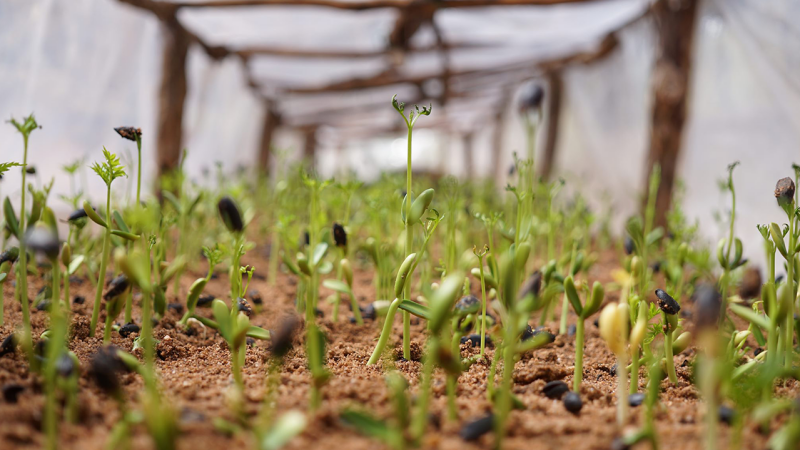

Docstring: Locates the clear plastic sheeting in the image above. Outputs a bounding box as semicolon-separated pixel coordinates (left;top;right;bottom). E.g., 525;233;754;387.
1;0;800;274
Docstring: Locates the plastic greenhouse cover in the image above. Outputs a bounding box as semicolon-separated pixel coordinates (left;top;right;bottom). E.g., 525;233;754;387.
1;0;800;272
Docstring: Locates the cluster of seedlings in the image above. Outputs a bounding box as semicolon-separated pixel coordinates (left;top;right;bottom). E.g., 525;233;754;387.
0;94;799;450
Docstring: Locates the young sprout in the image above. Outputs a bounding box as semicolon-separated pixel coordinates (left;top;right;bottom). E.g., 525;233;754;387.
654;288;680;384
113;127;143;204
563;276;604;391
88;149;130;337
393;94;432;360
772;175;797;369
179;245;223;328
599;301;632;426
26;222;65;450
103;274;131;343
7;114;40;354
473;245;490;356
692;284;723;450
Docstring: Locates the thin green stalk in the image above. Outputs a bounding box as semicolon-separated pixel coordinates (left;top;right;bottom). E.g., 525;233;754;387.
477;256;488;357
664;329;677;385
786;216;795;369
44;260;63;450
367;297;402;365
617;351;629;427
630;345;640;394
403;125;413;361
573;318;585;391
17;134;32;355
411;339;435;441
135;136;142;205
90;185;112;338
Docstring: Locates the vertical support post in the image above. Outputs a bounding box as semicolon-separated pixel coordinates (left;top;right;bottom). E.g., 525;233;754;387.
302;126;318;169
645;0;700;226
258;106;281;176
539;70;563;181
155;17;189;183
463;132;475;179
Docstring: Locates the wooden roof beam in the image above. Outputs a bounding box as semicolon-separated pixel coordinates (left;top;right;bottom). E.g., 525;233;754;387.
169;0;599;10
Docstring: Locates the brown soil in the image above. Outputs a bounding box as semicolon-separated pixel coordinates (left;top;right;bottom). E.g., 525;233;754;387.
1;247;797;450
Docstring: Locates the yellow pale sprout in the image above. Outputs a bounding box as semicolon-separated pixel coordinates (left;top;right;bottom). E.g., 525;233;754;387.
599;302;629;355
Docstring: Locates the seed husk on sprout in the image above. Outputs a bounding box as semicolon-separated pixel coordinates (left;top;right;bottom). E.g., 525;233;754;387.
113;127;142;142
217;196;244;233
332;222;347;248
654;289;680;315
775;177;795;206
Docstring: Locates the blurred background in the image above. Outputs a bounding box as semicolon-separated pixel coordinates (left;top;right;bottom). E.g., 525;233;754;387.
1;0;799;266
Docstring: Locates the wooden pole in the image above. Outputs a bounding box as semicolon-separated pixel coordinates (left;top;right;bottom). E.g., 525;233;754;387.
645;0;700;227
540;69;563;180
302;126;318;168
258;106;281;175
155;18;190;182
491;101;508;187
462;132;475;179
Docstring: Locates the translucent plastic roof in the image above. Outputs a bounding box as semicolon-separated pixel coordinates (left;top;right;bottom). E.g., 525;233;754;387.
173;0;651;125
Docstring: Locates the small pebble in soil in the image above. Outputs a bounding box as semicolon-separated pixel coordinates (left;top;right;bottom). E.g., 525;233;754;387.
2;384;25;403
73;295;85;305
180;408;206;423
118;323;140;338
0;334;18;357
563;391;582;415
35;300;51;311
542;380;569;399
246;337;256;347
460;414;494;441
719;405;736;425
196;294;214;307
567;324;576;336
629;392;645;407
753;347;764;357
360;303;376;320
167;303;184;315
460;334;493;348
315;308;324;318
248;289;263;305
612;437;631;450
69;275;84;285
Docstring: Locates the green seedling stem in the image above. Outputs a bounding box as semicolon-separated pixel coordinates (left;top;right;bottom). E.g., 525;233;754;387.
474;245;490;356
9;116;37;355
43;253;64;450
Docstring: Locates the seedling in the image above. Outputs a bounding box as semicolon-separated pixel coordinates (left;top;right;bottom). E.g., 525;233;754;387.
473;245;490;356
394;94;432;360
563;276;604;391
7;114;40;355
87;149;133;337
179;245;223;327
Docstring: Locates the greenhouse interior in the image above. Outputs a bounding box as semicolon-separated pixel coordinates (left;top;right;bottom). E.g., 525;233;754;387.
1;0;800;449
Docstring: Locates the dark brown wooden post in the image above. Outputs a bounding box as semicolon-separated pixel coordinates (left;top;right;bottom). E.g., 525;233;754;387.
491;90;512;187
645;0;700;227
258;106;281;175
539;69;563;181
462;132;475;179
156;17;190;182
301;126;318;167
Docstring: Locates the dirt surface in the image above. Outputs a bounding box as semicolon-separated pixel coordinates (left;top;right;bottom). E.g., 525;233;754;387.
1;246;797;450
